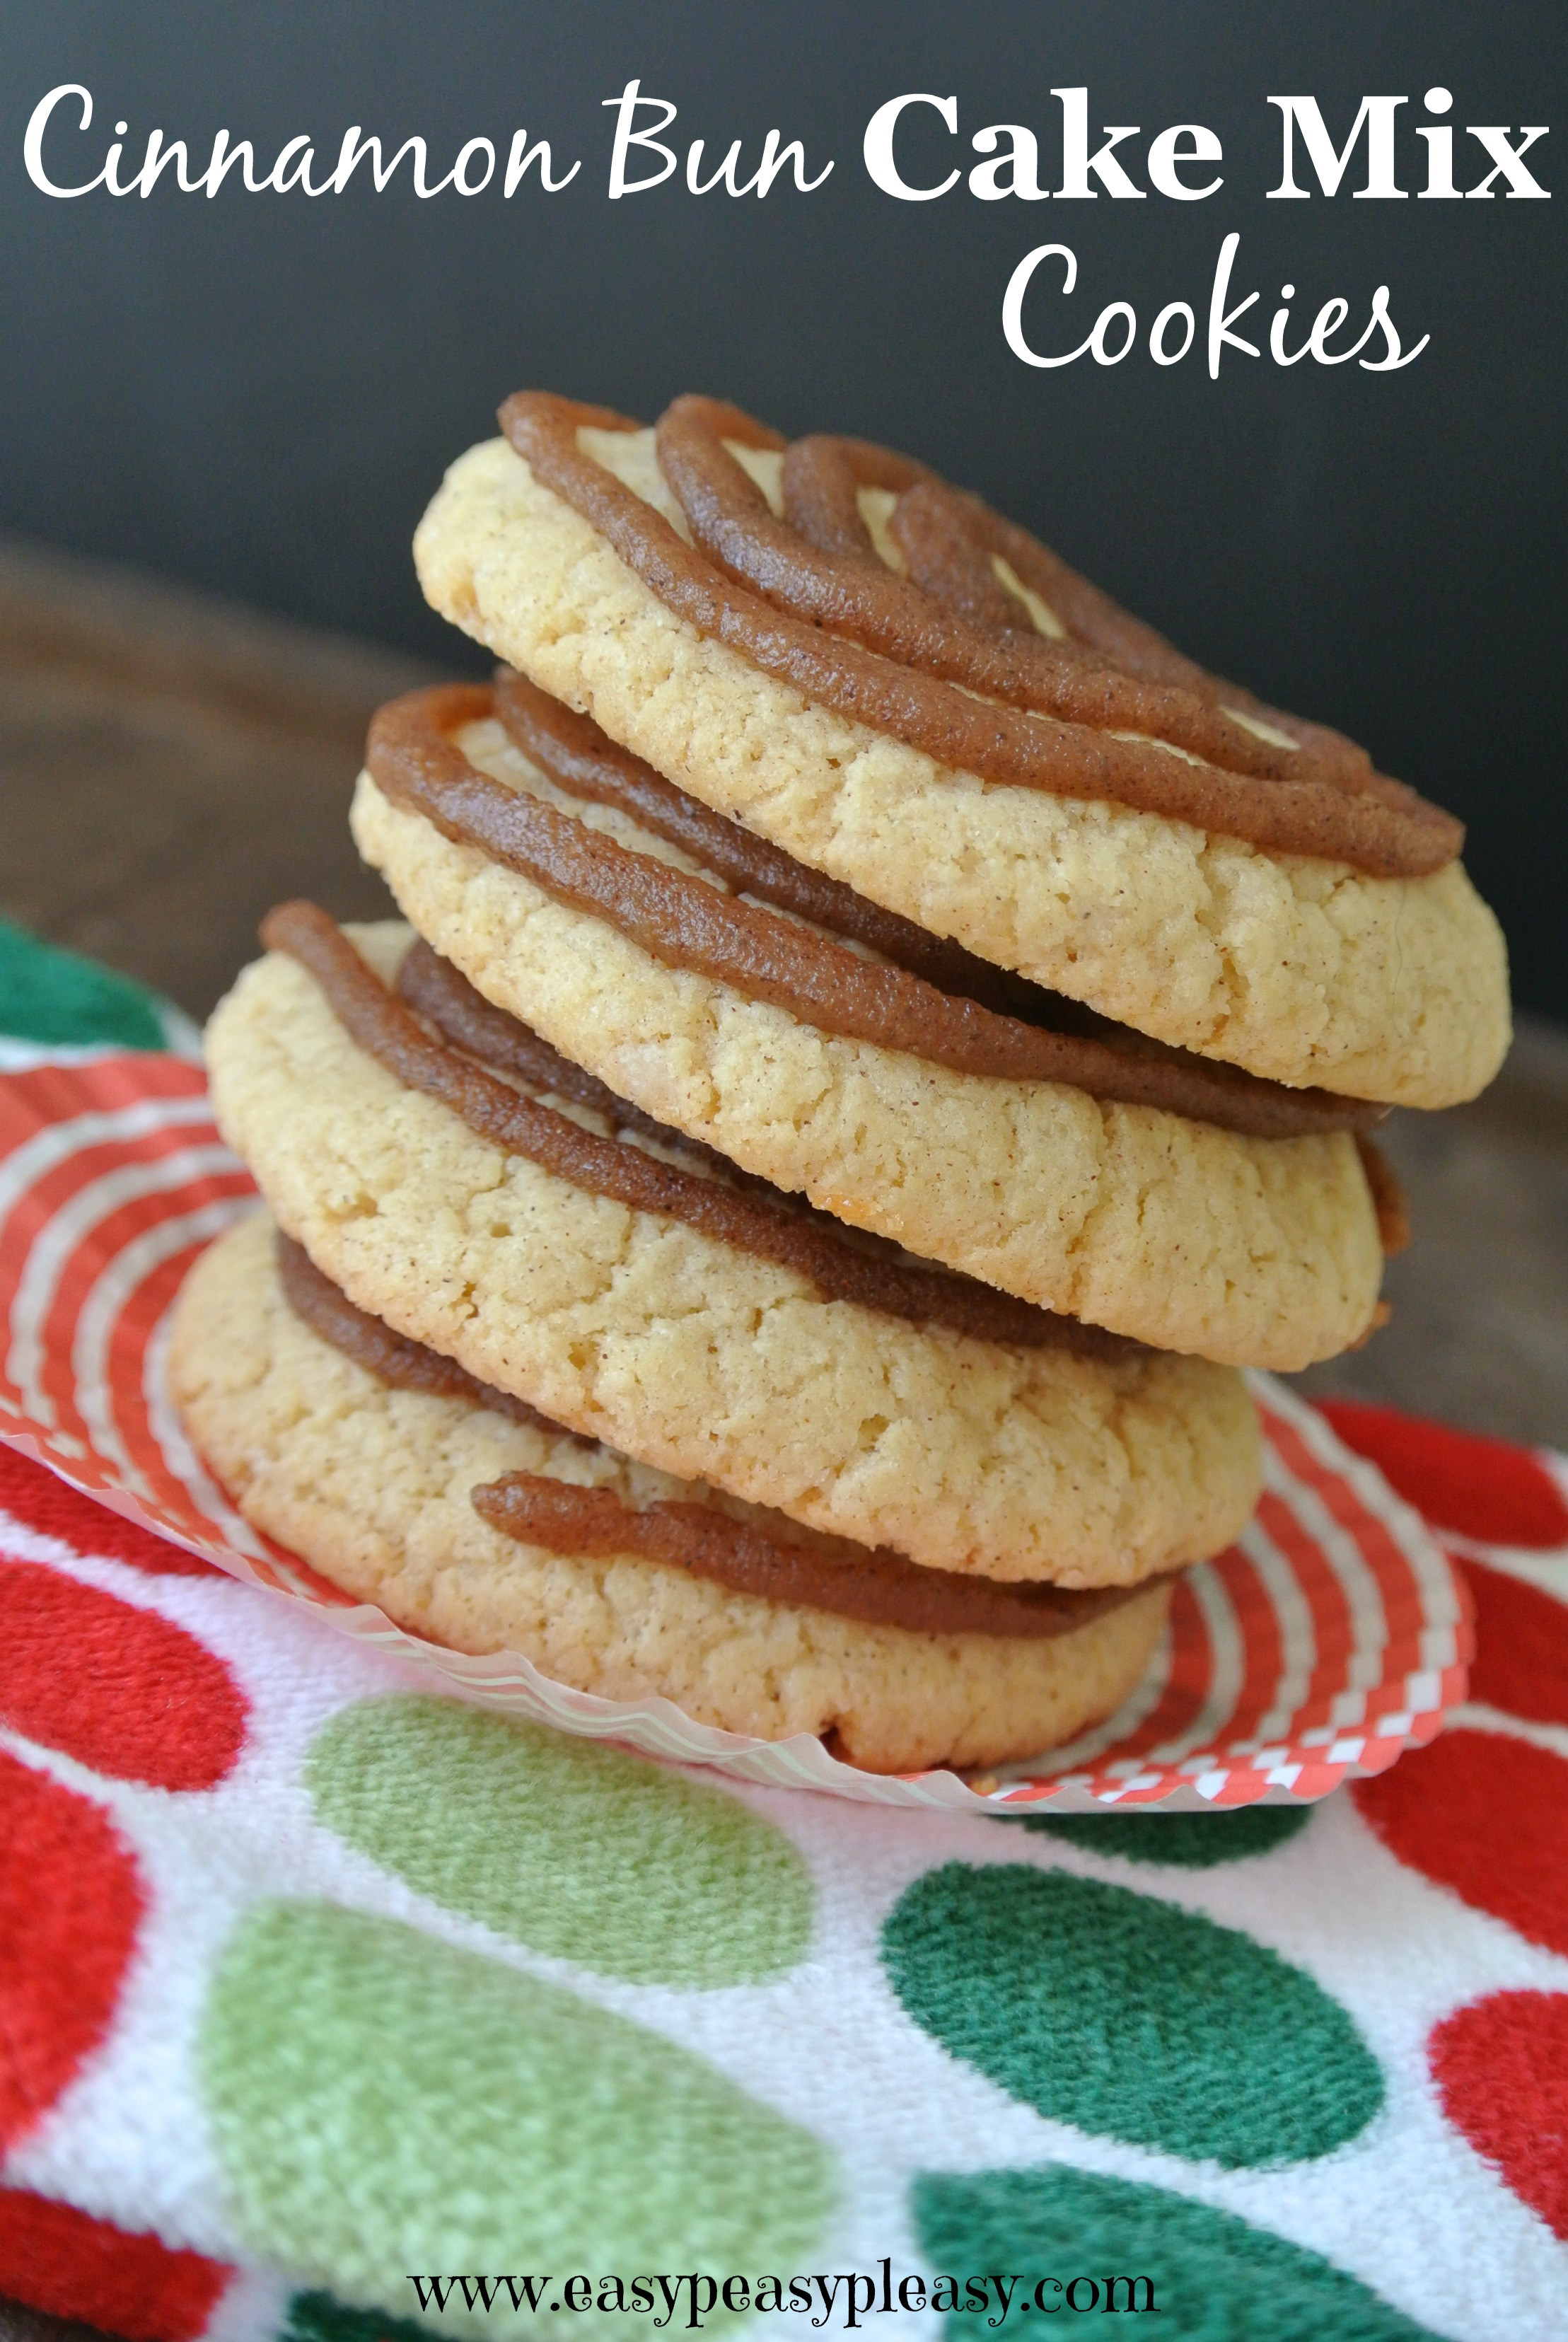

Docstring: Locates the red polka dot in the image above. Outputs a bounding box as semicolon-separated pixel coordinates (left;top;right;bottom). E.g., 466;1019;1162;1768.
1354;1729;1568;1957
1430;1991;1568;2239
1319;1402;1568;1549
1466;1563;1568;1728
0;1444;216;1577
0;2188;231;2341
0;1561;247;1790
0;1751;144;2152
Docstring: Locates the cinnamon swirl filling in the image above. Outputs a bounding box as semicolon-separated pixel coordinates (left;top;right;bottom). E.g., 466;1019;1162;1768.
366;679;1386;1142
277;1229;1163;1640
498;390;1461;879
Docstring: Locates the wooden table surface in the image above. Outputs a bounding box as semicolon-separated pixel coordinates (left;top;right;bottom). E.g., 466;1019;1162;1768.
1;531;1565;2335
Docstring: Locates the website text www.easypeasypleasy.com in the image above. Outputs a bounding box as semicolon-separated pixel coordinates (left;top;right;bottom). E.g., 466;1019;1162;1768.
406;2266;1158;2327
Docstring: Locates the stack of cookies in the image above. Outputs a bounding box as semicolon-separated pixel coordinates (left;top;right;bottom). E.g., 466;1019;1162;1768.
171;393;1509;1774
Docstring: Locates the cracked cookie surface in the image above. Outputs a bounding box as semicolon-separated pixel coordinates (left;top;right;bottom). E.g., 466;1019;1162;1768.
414;432;1508;1108
203;923;1262;1586
354;730;1384;1369
170;1210;1171;1772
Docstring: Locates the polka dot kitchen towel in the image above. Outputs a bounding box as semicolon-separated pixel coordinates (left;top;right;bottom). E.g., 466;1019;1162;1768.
1;922;1565;2341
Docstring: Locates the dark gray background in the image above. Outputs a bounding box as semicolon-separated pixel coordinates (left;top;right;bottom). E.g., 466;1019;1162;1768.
4;1;1564;1016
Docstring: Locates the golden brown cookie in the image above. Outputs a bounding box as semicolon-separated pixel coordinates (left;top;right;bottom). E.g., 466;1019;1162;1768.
202;920;1263;1587
170;1210;1172;1773
413;419;1509;1108
351;704;1387;1369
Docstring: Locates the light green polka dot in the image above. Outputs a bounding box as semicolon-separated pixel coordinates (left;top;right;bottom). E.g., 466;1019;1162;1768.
203;1901;833;2339
1009;1804;1313;1867
914;2166;1443;2339
882;1865;1382;2167
306;1696;812;1986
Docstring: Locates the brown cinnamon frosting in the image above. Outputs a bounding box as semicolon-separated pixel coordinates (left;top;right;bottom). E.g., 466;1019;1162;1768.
395;933;747;1180
275;1228;576;1434
1354;1135;1412;1257
470;1475;1159;1641
277;1226;1156;1641
492;666;1041;1008
366;680;1384;1141
258;899;1130;1354
499;391;1461;880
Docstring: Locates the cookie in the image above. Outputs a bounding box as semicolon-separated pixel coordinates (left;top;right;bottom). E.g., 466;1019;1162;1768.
202;917;1262;1587
350;687;1388;1369
170;1210;1172;1773
412;405;1509;1108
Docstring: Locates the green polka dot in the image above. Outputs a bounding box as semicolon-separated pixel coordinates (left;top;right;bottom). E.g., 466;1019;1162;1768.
913;2167;1443;2339
203;1901;832;2338
881;1865;1381;2167
1007;1804;1313;1867
0;918;165;1050
285;2293;431;2342
307;1696;812;1987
